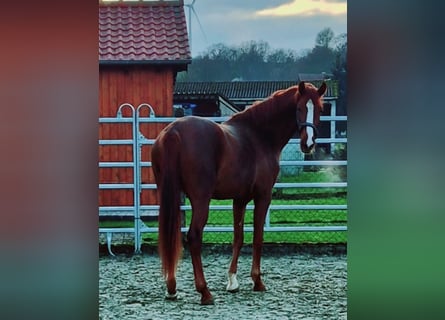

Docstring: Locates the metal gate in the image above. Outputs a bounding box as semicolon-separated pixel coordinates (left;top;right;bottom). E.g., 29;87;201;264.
99;104;347;255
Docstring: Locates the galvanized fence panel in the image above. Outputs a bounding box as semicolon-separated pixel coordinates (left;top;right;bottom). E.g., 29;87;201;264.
99;105;347;254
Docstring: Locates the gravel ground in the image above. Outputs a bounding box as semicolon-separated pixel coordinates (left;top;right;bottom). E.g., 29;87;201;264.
99;246;347;319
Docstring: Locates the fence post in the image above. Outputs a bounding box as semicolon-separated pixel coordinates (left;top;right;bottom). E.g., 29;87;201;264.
330;100;337;152
116;103;141;253
134;104;156;253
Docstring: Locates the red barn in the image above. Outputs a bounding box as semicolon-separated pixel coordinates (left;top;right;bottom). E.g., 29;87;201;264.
99;0;191;210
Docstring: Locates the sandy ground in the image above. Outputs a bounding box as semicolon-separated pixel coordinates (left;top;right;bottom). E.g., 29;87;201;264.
99;246;347;319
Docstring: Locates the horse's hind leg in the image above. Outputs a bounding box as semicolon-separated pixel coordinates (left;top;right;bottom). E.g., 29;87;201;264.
188;198;214;305
227;199;247;292
251;195;271;292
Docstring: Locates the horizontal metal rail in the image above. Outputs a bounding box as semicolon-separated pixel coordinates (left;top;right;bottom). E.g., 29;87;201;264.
99;115;347;124
124;160;347;168
99;183;134;189
137;182;347;190
99;227;135;233
99;203;347;214
273;182;347;188
99;162;135;168
99;160;347;169
279;160;347;166
139;225;347;233
138;204;347;211
141;137;346;145
99;118;133;123
98;137;348;146
288;138;347;143
99;139;134;145
99;206;134;213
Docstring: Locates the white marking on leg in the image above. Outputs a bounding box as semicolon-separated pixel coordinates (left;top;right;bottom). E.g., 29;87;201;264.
226;272;240;292
306;100;315;147
165;291;178;300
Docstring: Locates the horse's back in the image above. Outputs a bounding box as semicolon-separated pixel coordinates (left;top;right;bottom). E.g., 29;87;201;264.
162;116;222;153
155;116;221;149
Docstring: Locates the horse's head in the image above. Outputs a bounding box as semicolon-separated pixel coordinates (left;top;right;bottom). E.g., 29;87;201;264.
296;81;327;154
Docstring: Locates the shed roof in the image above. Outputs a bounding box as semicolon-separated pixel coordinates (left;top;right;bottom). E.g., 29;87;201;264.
99;0;191;65
174;80;338;100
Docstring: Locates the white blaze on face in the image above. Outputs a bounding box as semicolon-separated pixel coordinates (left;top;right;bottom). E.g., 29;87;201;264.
306;100;315;147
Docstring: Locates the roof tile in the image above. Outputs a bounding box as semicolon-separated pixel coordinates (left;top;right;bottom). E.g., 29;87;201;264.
99;2;191;63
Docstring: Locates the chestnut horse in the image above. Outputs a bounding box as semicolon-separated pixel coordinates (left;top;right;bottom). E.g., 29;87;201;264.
151;81;327;304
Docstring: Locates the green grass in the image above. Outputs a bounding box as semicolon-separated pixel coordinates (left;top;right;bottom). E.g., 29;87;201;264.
99;220;134;228
100;170;347;244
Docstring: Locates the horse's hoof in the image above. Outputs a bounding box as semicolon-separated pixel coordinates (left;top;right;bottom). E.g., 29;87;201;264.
226;273;240;293
253;283;266;292
200;296;215;305
165;291;178;300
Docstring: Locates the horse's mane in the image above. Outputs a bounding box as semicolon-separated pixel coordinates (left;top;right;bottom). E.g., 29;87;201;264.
227;85;299;126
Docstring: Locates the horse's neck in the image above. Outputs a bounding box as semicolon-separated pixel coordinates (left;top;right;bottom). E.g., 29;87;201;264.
262;117;296;153
233;100;297;153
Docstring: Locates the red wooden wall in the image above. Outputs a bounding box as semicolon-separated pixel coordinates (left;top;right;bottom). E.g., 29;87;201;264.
99;65;175;207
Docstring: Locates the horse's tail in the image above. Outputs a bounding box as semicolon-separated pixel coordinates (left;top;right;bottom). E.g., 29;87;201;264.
155;130;183;281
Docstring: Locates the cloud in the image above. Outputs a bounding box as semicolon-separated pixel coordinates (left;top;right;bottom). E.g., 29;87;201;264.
255;0;347;17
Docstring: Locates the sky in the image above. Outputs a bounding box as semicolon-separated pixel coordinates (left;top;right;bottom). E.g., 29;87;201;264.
185;0;347;57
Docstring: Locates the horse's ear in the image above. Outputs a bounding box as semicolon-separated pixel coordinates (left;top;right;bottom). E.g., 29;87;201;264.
298;81;305;95
318;82;327;96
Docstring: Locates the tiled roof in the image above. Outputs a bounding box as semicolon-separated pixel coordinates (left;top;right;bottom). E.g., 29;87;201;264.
174;80;338;99
99;1;191;64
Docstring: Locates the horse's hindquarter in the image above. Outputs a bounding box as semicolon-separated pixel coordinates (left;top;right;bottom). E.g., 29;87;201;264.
163;117;221;197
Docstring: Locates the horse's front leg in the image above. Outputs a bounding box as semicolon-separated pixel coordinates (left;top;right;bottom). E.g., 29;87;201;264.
227;199;248;292
188;199;214;305
251;195;271;291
